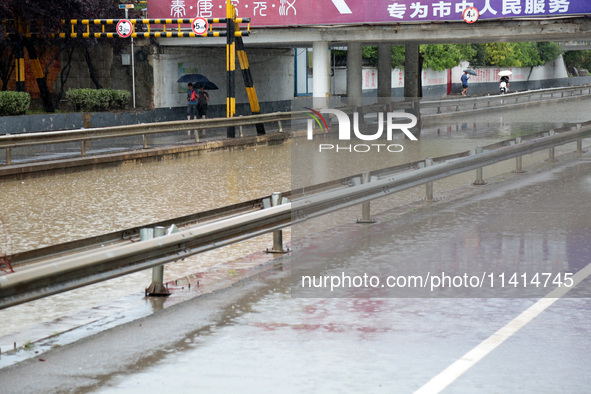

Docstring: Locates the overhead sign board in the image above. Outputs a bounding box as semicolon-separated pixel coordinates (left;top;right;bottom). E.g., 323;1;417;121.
148;0;591;26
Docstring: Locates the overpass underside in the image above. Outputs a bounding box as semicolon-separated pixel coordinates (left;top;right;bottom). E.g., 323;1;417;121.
155;17;591;48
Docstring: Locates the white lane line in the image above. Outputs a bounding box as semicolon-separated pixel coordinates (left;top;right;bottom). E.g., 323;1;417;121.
414;263;591;394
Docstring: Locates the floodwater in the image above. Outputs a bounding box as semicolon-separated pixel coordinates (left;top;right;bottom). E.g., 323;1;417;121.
94;149;591;393
0;100;590;386
1;152;589;393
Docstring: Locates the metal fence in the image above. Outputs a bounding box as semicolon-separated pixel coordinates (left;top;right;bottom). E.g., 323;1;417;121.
421;84;591;114
1;85;589;166
1;119;590;309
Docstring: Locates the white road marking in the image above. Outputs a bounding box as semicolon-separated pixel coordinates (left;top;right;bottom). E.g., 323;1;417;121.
331;0;352;14
414;263;591;394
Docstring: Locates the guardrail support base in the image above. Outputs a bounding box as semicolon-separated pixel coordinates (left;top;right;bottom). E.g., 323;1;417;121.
472;148;487;185
143;226;171;297
357;172;376;223
265;192;290;254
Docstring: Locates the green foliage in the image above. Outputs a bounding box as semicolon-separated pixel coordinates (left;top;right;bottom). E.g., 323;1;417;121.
564;50;591;72
421;44;476;71
65;89;130;112
361;46;405;68
0;91;31;116
481;42;560;67
537;42;562;64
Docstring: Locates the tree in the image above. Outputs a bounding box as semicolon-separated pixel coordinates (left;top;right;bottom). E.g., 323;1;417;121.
0;0;136;111
420;44;476;71
361;46;405;68
479;42;560;67
564;50;591;73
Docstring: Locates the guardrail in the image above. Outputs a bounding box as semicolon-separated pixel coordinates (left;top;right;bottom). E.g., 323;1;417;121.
1;85;589;166
0;112;296;165
421;84;591;114
1;120;590;309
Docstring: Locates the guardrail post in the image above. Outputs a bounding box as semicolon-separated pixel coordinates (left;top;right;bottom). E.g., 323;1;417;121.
357;172;376;223
81;140;87;157
472;147;486;185
266;192;289;253
425;158;434;201
6;148;11;165
278;120;283;132
548;130;556;162
143;134;148;149
514;137;525;173
145;226;171;297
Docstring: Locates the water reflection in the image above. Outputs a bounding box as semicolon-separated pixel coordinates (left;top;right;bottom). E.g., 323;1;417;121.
0;99;590;338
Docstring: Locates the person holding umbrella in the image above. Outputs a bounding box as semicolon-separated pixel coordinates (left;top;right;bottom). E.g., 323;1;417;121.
197;86;209;120
186;83;198;120
461;71;470;96
499;70;512;93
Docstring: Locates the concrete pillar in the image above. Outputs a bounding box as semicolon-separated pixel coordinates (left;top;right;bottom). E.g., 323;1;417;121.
378;43;392;99
404;43;422;135
313;41;330;103
347;42;362;107
404;43;421;99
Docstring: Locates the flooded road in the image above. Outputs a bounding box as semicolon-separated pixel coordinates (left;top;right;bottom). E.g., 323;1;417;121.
0;100;590;391
1;150;590;393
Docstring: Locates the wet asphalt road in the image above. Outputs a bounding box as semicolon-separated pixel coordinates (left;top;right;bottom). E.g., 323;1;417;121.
1;152;590;393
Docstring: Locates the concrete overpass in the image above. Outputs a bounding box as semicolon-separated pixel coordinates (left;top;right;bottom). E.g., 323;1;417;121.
139;15;591;113
152;16;591;104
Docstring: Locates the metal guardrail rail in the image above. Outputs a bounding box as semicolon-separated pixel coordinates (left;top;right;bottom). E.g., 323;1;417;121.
1;85;589;166
1;120;590;309
421;84;591;114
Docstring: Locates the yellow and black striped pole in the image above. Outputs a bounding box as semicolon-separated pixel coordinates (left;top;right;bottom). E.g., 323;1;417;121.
235;34;265;135
14;18;25;92
14;43;25;92
226;2;236;138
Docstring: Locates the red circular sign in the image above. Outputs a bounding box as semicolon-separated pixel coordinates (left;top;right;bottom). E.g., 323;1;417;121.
463;7;479;23
116;20;134;38
192;17;209;36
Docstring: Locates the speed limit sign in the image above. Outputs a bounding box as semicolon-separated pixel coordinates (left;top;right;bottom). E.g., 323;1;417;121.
116;19;134;38
192;17;208;36
463;7;479;23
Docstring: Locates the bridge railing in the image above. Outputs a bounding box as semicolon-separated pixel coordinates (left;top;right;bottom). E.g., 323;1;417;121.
1;119;590;309
421;84;591;114
1;85;589;166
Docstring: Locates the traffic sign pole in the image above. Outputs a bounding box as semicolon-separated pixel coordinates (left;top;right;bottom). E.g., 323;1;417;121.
126;9;136;108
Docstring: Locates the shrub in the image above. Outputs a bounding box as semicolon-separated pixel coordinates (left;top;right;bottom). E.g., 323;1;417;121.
0;91;31;116
66;88;130;112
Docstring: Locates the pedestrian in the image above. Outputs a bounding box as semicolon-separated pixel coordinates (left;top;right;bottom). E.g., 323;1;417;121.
187;83;198;120
197;86;210;136
500;75;510;91
197;87;209;119
461;71;469;96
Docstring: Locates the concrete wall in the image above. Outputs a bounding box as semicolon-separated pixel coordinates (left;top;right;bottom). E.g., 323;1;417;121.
333;55;573;98
152;46;294;110
55;42;154;109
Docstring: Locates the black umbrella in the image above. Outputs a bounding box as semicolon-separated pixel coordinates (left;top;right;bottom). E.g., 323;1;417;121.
463;69;478;76
177;73;219;90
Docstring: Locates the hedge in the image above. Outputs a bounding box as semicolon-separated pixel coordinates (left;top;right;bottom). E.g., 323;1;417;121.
66;89;131;112
0;91;31;116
